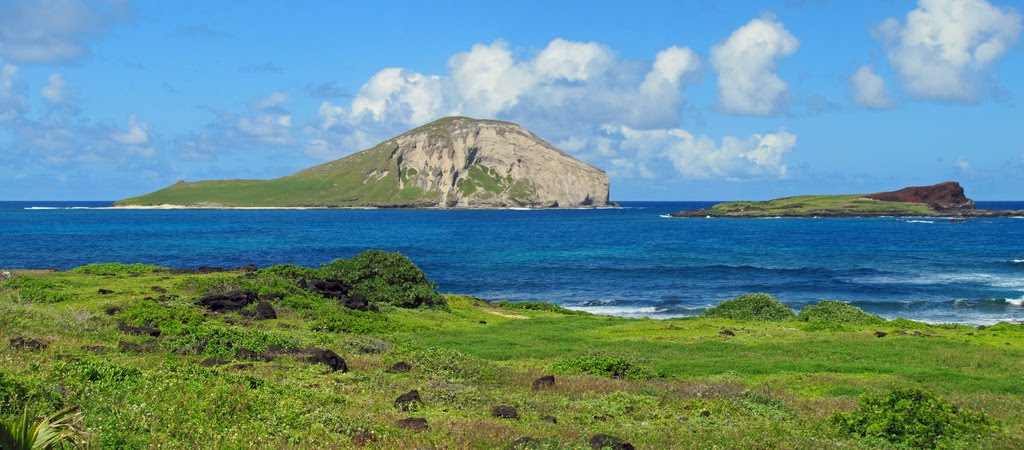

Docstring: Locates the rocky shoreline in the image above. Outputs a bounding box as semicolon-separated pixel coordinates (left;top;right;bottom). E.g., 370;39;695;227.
670;208;1024;219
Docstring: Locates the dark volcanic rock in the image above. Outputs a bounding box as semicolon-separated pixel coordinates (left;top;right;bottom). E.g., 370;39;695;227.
103;305;121;316
532;375;555;389
720;329;735;337
235;348;268;361
395;389;423;411
9;337;46;351
151;286;167;293
118;323;161;337
589;434;634;450
306;348;347;372
253;301;277;320
351;431;377;446
864;181;975;210
541;415;557;424
238;264;258;272
396;417;429;431
119;340;157;352
874;331;888;338
259;292;284;302
97;288;115;295
492;405;520;419
306;279;350;298
387;361;412;373
340;292;377;312
198;290;257;312
200;357;229;367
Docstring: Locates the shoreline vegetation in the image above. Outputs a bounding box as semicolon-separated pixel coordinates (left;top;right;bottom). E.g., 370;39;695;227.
2;253;1022;448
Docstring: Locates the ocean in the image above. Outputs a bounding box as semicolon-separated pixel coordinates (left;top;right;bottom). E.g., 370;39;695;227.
2;200;1023;325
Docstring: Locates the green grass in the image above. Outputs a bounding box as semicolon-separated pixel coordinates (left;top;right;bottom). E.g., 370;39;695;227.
2;264;1023;448
701;194;938;217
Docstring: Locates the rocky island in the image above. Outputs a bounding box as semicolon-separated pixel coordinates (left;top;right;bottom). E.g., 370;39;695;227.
671;181;1022;218
115;117;609;208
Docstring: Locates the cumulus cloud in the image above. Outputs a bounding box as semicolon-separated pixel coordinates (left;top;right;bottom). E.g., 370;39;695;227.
711;17;800;115
0;63;27;121
305;38;703;161
0;0;130;63
880;0;1022;102
237;92;295;146
608;124;797;180
40;73;67;103
954;157;973;171
849;65;893;109
111;114;150;146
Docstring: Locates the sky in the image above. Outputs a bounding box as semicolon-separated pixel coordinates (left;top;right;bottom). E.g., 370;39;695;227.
1;0;1022;201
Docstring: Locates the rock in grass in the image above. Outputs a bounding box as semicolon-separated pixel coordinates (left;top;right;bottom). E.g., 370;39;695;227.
719;329;736;337
532;375;555;389
200;357;228;367
197;290;257;312
387;361;412;373
540;415;557;424
492;405;519;419
253;301;277;320
118;340;157;353
351;431;376;446
395;389;423;411
151;286;167;293
874;331;888;338
97;288;115;295
117;323;161;337
589;434;634;450
396;417;429;431
9;337;46;351
104;305;121;315
305;348;348;372
700;293;795;321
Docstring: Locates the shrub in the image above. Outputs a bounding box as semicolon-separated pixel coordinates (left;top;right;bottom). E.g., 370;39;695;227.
69;263;165;276
492;300;585;315
797;300;885;324
552;354;664;381
700;293;795;321
331;250;445;309
830;387;997;448
0;276;74;303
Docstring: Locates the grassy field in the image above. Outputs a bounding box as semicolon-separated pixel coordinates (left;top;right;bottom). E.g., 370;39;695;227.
689;195;939;217
1;258;1022;449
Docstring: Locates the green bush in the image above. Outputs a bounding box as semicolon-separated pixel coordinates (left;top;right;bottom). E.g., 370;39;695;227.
830;387;997;448
492;300;585;315
0;276;74;303
797;300;885;324
69;263;165;276
331;250;445;309
700;293;795;321
552;354;665;381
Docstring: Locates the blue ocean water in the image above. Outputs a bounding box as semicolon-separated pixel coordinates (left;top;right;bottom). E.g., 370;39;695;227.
2;201;1023;325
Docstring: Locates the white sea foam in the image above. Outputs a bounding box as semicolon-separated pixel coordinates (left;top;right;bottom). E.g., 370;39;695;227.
658;214;672;218
567;305;693;319
905;220;935;224
1007;297;1024;307
1012;259;1024;264
24;206;60;210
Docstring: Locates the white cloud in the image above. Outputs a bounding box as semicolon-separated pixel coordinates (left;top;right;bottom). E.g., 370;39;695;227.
349;68;446;127
850;65;893;109
40;72;66;103
235;93;296;146
954;157;973;171
0;0;130;63
449;41;536;117
0;63;27;121
532;38;614;82
111;114;150;146
882;0;1022;102
610;124;797;180
249;91;288;110
711;17;800;115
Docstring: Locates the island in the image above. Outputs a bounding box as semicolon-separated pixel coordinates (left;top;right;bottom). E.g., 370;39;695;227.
671;181;1023;218
115;117;609;208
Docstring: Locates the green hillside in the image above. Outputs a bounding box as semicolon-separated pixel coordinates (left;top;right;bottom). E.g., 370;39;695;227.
697;195;937;217
1;256;1022;448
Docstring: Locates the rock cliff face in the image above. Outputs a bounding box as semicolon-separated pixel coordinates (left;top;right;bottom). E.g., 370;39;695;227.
116;117;609;208
297;117;609;208
864;181;975;211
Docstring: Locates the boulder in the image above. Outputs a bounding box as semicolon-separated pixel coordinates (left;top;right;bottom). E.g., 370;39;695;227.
720;329;736;337
97;288;115;295
589;434;634;450
253;301;277;320
874;331;888;338
540;415;557;424
387;361;412;373
9;337;46;351
396;417;429;431
306;348;348;372
200;357;228;367
118;323;161;337
492;405;519;419
532;375;555;389
197;290;257;312
395;389;423;411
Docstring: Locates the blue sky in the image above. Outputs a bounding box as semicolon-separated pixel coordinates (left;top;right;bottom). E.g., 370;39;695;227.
1;0;1022;201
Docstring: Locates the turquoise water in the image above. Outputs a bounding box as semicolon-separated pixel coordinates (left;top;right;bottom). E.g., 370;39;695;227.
2;201;1023;324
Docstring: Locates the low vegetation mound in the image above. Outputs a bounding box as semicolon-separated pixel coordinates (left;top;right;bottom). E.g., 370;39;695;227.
552;354;664;381
797;300;885;324
68;263;166;276
700;293;795;321
830;387;996;448
0;276;74;303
